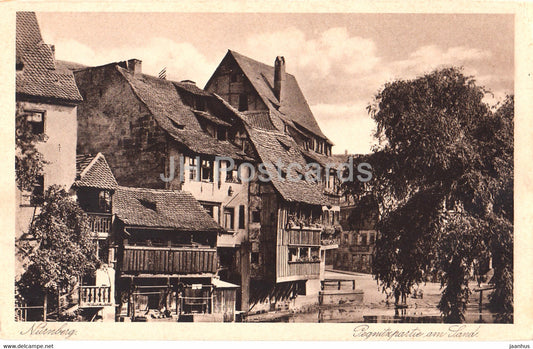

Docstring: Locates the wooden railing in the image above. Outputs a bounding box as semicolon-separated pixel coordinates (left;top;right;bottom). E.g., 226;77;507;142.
87;213;112;235
122;246;217;274
285;228;321;246
287;260;320;278
79;285;112;307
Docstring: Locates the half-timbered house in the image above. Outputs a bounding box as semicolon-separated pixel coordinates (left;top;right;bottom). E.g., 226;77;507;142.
73;153;239;322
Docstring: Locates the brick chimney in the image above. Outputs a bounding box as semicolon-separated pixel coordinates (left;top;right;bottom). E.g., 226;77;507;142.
274;56;285;103
127;59;142;76
50;45;55;60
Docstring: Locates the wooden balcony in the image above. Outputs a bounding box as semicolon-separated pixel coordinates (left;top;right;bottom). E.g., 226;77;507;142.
79;285;112;307
87;213;112;236
287;261;320;278
121;245;217;275
285;228;321;246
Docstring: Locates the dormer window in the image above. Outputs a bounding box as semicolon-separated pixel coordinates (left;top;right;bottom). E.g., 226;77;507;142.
139;198;156;211
217;127;227;141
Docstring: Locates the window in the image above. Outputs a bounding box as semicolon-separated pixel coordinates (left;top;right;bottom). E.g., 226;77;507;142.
323;210;329;224
252;210;261;223
251;252;259;264
201;160;213;182
98;190;112;212
328;170;335;189
360;233;367;245
225;165;238;183
230;72;239;83
238;94;248;111
217;127;227;141
202;204;214;218
288;248;298;262
26;111;45;135
189;157;198;181
311;247;320;262
238;205;245;229
369;232;376;244
224;207;235;230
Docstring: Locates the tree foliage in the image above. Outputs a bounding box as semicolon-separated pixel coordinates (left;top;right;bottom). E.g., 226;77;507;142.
16;103;46;192
361;67;513;322
16;186;98;309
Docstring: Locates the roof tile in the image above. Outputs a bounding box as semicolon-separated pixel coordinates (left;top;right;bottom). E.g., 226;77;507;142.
118;67;250;160
16;12;82;103
246;127;329;206
74;153;118;190
113;186;221;231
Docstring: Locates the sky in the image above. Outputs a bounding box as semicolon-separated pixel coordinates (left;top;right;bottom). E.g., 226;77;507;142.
36;13;514;154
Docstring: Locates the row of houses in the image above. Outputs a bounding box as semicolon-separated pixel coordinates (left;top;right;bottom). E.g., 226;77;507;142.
15;12;377;322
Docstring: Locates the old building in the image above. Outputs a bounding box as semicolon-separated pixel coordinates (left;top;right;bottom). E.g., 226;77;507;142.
73;153;239;322
15;12;83;275
72;61;255;309
206;51;342;313
335;194;378;273
72;51;344;316
327;153;378;273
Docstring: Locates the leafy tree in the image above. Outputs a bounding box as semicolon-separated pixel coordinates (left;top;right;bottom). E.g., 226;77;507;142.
16;186;98;319
16;103;46;192
362;67;513;322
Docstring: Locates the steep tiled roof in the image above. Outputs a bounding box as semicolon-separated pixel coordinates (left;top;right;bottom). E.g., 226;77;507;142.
16;12;82;103
113;186;221;231
118;67;250;160
194;110;232;127
76;154;96;177
242;111;277;131
220;50;328;141
174;81;212;96
246;127;329;206
56;60;89;72
74;153;118;190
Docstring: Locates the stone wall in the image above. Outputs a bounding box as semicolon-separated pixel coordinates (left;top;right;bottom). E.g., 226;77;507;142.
74;66;168;189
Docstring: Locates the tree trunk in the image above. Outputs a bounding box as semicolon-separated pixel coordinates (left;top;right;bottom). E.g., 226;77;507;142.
43;293;47;322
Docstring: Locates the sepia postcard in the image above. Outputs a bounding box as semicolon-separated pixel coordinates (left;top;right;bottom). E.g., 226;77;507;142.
0;0;532;344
